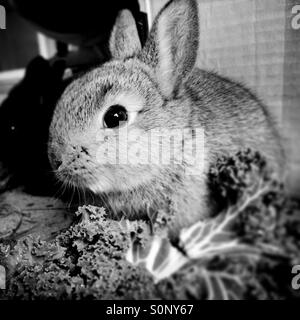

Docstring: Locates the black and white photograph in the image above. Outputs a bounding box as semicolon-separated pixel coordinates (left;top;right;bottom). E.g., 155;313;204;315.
0;0;300;304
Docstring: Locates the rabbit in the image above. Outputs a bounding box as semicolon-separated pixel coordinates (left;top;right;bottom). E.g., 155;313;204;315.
48;0;285;232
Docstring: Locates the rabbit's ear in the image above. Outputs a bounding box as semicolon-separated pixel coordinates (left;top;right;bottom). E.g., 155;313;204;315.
153;0;199;97
109;9;142;60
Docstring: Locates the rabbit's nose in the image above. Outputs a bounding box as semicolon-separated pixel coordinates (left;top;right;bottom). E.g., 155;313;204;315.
53;159;63;170
51;154;64;171
48;147;63;171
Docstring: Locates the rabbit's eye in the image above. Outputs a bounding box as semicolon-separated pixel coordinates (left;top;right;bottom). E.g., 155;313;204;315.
103;105;128;128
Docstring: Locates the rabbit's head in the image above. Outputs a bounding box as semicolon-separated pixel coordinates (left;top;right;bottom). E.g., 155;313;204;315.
48;0;203;194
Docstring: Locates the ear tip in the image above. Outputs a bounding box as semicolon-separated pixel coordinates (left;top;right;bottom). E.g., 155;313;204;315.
109;8;141;60
117;8;135;23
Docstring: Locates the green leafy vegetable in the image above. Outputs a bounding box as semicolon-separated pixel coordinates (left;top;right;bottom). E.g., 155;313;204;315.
0;149;299;300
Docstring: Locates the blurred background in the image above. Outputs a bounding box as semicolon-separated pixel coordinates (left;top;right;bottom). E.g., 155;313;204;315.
0;0;147;104
0;0;299;195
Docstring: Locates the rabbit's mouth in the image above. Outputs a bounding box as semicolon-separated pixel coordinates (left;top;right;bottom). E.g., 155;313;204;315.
53;158;128;194
53;164;89;189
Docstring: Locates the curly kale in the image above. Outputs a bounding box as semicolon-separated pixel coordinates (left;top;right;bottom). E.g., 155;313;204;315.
0;206;158;299
0;149;299;300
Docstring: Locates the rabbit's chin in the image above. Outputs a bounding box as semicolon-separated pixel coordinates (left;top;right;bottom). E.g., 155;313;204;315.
83;173;146;195
87;181;119;194
86;174;151;194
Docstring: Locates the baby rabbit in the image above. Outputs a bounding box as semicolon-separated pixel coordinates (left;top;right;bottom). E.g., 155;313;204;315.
48;0;284;230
